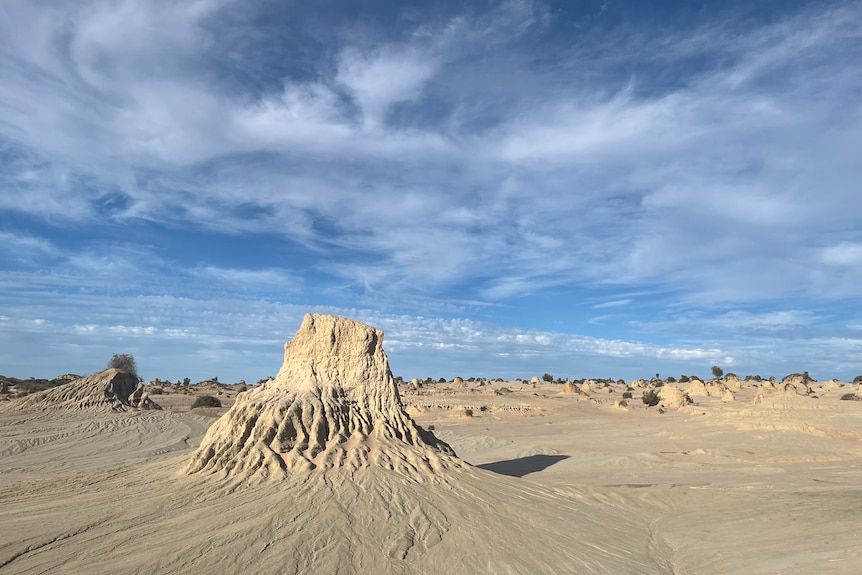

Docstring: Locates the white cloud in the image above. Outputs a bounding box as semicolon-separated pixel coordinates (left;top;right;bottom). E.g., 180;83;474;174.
0;231;58;261
193;266;302;291
592;299;632;309
820;243;862;267
337;46;440;129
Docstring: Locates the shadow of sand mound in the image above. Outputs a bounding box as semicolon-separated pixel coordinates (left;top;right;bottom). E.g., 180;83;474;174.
478;454;570;477
186;314;463;484
1;369;161;413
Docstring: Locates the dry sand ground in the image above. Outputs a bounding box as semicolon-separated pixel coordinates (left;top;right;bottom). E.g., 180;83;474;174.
2;376;861;574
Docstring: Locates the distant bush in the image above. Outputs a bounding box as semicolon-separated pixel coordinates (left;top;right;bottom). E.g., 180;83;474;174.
666;376;676;383
150;387;163;395
542;373;554;382
711;366;724;378
679;375;690;383
622;391;633;399
642;390;660;407
840;393;861;401
439;377;447;383
191;395;222;408
853;375;862;384
108;353;137;376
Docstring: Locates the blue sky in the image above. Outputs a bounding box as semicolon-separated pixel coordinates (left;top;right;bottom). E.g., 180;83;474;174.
1;0;860;383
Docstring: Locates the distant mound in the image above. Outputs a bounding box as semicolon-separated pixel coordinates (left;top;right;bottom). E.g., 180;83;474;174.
186;314;462;483
1;369;161;413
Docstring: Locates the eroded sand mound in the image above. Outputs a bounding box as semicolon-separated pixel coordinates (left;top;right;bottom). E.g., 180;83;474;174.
1;369;161;413
186;314;461;483
657;385;692;409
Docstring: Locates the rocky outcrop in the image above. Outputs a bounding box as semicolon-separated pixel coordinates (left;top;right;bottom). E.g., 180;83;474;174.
186;314;462;484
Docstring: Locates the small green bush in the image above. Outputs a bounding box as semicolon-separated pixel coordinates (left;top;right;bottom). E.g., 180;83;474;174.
622;391;633;399
679;375;690;383
150;387;163;395
191;395;222;408
642;390;660;407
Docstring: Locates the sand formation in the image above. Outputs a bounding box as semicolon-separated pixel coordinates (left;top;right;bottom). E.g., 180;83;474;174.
1;368;161;413
186;314;461;483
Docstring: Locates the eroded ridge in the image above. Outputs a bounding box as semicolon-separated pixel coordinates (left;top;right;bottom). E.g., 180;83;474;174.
1;369;161;413
186;314;462;483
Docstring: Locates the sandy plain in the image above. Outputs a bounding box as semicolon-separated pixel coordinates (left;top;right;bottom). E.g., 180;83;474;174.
2;345;861;574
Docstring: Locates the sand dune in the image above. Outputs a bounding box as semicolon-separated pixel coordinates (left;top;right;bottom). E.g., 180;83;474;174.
2;315;861;573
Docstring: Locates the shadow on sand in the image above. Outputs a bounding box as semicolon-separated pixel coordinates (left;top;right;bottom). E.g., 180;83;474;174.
477;454;570;478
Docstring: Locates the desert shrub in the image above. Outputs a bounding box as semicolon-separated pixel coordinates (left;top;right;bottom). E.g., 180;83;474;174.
679;375;690;383
617;379;626;386
622;391;633;399
191;395;222;409
542;373;554;382
853;375;862;384
711;366;724;378
108;353;137;376
654;381;664;388
642;390;660;407
438;377;447;383
666;376;676;383
840;393;861;401
150;387;163;395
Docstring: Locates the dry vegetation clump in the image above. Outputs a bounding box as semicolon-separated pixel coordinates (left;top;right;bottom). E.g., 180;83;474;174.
191;395;222;408
642;389;660;406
